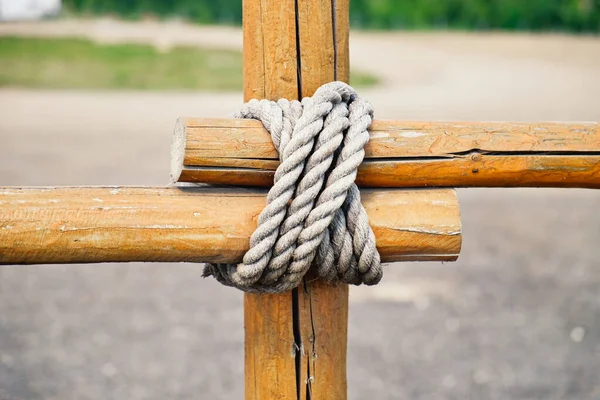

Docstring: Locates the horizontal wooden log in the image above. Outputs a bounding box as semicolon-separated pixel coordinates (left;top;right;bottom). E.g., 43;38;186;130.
0;186;462;265
171;118;600;188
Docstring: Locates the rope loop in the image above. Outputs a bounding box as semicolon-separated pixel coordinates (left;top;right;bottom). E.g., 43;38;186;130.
204;82;382;293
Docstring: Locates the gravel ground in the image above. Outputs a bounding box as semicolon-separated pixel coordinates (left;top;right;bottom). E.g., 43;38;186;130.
0;20;599;400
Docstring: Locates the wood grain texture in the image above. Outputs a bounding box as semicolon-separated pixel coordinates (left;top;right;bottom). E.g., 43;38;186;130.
296;2;352;397
296;0;336;95
0;187;460;265
298;280;348;400
242;0;298;101
244;291;297;400
0;186;265;265
358;154;600;188
172;118;600;189
242;0;299;398
334;0;350;84
241;1;383;399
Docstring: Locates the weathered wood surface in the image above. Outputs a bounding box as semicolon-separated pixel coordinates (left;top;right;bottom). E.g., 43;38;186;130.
241;0;299;398
0;186;460;265
172;118;600;189
240;0;399;399
298;279;349;400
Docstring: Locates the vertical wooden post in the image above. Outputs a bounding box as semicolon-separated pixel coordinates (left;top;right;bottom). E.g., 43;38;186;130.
243;0;350;399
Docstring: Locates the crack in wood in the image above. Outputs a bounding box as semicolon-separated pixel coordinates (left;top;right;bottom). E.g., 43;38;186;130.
293;1;304;398
292;287;303;400
305;279;317;400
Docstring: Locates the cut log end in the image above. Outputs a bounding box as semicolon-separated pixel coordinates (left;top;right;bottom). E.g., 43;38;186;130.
170;118;186;184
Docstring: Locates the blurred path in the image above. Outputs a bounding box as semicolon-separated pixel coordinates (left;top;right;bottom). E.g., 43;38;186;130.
1;19;600;120
0;19;244;50
1;19;599;400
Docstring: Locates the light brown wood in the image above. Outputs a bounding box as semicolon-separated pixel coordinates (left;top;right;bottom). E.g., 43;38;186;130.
296;2;352;398
0;186;460;265
172;118;600;189
240;1;398;399
296;0;336;93
298;279;348;400
177;119;600;159
242;0;298;100
244;292;297;400
242;0;299;398
177;154;600;189
334;0;351;85
358;154;600;188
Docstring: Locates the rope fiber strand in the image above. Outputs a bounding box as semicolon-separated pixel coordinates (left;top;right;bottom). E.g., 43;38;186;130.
203;82;383;293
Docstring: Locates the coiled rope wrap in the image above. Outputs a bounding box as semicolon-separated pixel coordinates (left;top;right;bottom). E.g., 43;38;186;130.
203;82;382;293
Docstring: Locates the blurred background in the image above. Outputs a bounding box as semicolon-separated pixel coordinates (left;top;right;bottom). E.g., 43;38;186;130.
0;1;599;399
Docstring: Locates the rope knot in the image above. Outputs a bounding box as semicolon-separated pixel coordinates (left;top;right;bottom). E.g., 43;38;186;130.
204;81;382;293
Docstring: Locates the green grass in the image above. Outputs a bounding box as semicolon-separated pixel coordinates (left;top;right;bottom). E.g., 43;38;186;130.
0;37;378;91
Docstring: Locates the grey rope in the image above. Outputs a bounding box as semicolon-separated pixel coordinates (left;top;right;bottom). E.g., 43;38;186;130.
203;81;382;293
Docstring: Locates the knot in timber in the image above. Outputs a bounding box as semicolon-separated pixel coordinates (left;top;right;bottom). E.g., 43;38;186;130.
204;81;383;293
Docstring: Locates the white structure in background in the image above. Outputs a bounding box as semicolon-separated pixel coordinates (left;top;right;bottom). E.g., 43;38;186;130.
0;0;62;21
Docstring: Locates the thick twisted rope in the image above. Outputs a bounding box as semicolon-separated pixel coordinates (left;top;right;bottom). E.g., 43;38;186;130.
203;82;382;293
